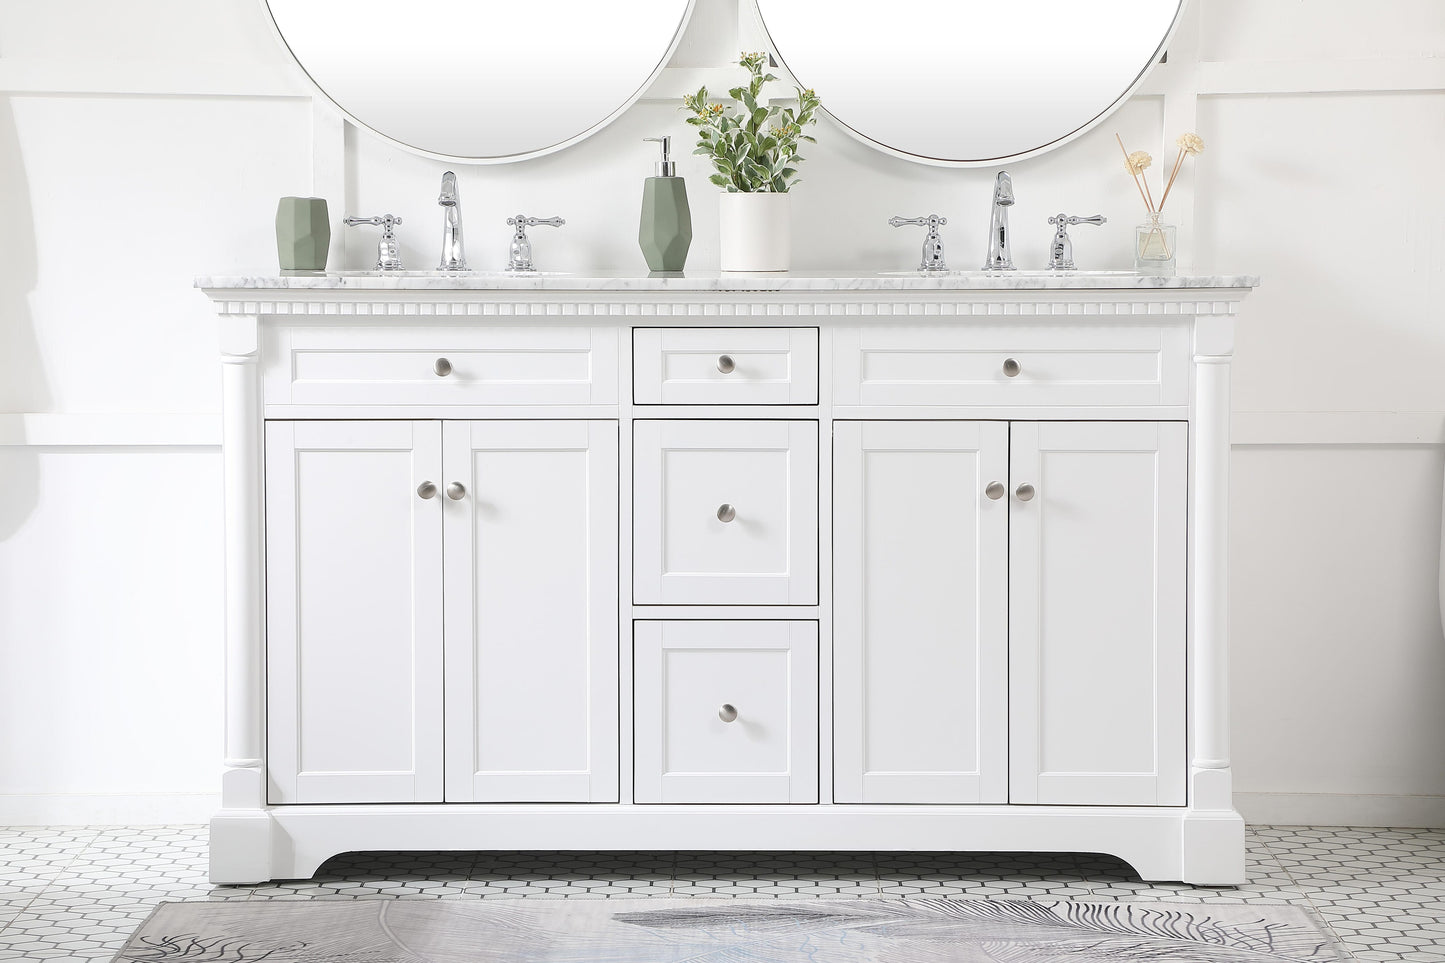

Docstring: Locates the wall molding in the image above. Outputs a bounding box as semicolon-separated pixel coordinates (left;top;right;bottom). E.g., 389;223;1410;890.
0;792;220;826
0;413;221;448
1236;792;1445;830
1233;411;1445;447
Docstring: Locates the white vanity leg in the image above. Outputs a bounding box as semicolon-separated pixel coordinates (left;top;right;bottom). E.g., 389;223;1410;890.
211;314;272;885
1183;313;1245;885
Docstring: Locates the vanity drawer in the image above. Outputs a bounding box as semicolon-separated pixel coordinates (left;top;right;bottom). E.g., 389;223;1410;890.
633;327;818;405
263;326;620;407
634;620;818;804
833;324;1189;408
633;420;818;605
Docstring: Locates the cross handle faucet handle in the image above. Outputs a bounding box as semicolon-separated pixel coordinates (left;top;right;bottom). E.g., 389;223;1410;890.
888;214;948;272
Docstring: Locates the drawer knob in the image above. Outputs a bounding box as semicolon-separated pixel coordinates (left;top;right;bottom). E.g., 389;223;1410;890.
716;503;737;523
718;704;738;723
717;354;736;374
1015;482;1036;502
1002;357;1021;377
446;482;467;500
434;357;453;377
417;481;438;500
985;481;1006;500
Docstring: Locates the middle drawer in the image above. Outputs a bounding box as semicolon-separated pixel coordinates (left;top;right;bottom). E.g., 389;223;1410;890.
633;421;818;605
633;327;819;405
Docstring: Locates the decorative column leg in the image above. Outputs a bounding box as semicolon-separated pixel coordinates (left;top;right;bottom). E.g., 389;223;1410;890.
210;313;272;885
1182;313;1245;884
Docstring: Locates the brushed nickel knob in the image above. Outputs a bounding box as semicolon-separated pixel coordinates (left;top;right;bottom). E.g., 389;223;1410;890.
1015;483;1036;502
717;355;736;374
1002;358;1021;377
446;482;466;500
417;481;438;499
717;503;736;523
985;481;1006;500
434;357;453;377
718;704;738;723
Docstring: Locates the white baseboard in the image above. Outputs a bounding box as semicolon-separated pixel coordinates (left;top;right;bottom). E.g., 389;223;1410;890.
1237;792;1445;829
0;793;219;826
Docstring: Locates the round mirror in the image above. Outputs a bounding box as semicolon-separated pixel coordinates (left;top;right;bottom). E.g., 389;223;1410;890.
754;0;1184;165
264;0;695;163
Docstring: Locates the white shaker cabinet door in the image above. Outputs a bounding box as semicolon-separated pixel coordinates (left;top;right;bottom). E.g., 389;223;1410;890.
1008;422;1187;806
633;421;818;605
442;421;619;802
265;421;444;804
833;421;1009;804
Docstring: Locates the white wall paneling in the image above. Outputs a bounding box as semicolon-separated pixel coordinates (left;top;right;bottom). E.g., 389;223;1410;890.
4;0;1445;825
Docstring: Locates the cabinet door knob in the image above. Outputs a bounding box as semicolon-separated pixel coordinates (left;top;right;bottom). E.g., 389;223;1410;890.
718;704;738;723
716;503;736;523
717;354;736;374
1015;482;1036;502
446;482;466;500
1002;357;1021;377
985;481;1006;500
417;481;438;499
434;357;453;377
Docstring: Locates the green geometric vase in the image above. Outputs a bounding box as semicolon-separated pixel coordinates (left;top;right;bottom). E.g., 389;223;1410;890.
276;196;331;274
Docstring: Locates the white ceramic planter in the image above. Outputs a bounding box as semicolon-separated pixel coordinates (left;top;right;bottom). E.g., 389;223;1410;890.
718;191;791;272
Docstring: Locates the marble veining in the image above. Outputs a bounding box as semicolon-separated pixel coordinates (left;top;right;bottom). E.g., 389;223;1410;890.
195;270;1258;292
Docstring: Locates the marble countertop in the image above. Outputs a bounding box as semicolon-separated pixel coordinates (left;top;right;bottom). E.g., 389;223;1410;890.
196;270;1258;292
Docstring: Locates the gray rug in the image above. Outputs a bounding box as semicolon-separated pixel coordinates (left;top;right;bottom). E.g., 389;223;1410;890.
114;897;1345;962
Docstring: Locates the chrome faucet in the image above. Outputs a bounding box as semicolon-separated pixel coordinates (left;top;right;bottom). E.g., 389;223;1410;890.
505;214;565;272
343;214;404;271
1045;213;1106;271
437;171;468;271
982;171;1015;271
888;214;949;272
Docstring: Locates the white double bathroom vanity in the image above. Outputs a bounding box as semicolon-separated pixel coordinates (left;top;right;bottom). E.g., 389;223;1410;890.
198;272;1254;886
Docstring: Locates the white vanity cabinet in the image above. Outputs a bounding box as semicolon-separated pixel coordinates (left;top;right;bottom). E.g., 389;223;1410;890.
200;274;1252;887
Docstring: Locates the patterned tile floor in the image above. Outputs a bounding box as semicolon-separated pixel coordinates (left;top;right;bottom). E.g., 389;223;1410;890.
1;825;1441;961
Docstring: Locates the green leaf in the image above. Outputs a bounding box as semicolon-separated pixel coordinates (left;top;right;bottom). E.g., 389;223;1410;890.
729;86;746;102
741;90;758;114
801;134;817;144
708;173;731;188
692;145;714;156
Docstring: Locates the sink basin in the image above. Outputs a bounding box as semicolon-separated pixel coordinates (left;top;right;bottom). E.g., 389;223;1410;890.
326;270;573;278
877;269;1137;278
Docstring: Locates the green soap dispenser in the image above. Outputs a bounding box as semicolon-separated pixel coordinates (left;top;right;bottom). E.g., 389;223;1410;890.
638;136;692;273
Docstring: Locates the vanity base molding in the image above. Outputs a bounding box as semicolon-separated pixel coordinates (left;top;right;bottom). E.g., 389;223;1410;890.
215;806;1243;887
199;274;1255;888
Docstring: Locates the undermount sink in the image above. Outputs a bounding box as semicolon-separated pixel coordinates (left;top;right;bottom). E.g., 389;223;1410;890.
877;269;1138;278
325;270;573;278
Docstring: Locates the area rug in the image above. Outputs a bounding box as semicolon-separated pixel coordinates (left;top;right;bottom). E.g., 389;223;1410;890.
113;897;1346;962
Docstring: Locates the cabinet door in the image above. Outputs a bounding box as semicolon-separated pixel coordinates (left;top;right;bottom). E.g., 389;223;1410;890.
833;421;1009;804
1008;422;1187;805
265;421;444;804
633;420;818;605
443;421;619;802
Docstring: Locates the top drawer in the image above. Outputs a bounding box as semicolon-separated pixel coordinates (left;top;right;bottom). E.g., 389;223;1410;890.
633;327;818;405
263;326;620;407
833;324;1189;408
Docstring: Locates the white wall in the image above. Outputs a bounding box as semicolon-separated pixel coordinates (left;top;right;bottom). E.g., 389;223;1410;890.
1;0;1442;826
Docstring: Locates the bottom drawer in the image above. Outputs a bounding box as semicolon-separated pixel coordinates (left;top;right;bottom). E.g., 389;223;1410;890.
634;621;818;803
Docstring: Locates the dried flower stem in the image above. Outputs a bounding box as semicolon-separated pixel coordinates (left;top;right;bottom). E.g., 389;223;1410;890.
1115;134;1155;214
1158;148;1189;212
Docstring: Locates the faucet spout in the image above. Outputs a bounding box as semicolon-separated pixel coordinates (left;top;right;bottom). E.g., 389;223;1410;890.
437;171;468;271
983;170;1015;271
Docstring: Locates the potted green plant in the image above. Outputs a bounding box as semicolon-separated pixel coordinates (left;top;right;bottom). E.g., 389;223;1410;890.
683;52;821;272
